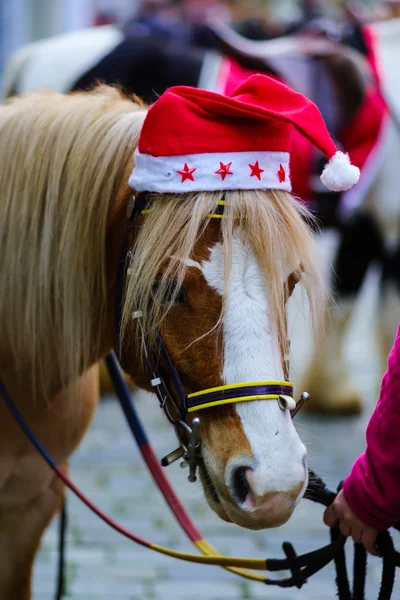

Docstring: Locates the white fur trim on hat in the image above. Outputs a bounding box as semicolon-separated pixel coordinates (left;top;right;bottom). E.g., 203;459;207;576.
129;150;291;193
320;151;360;192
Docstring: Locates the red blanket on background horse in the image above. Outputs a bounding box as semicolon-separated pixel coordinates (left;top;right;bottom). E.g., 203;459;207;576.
208;26;387;214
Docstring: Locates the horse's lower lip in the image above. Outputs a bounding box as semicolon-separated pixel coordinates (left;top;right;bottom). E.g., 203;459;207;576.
218;495;297;530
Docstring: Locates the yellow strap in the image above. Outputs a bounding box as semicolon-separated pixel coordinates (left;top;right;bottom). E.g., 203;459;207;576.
143;209;225;219
187;380;292;399
194;538;267;582
149;540;269;569
141;199;230;219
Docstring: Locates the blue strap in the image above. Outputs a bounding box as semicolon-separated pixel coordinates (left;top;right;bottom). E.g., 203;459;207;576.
0;378;56;469
105;352;149;448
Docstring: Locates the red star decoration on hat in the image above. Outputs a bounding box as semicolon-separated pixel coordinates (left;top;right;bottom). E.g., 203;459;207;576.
216;161;233;181
278;164;286;183
177;163;196;183
249;161;264;180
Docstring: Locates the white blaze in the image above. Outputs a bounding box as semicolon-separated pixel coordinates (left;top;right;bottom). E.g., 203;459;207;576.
201;231;307;498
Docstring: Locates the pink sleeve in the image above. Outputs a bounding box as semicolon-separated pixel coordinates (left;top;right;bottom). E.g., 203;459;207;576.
343;325;400;530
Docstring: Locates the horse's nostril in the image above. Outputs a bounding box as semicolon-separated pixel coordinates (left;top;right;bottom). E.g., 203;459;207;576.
231;466;251;505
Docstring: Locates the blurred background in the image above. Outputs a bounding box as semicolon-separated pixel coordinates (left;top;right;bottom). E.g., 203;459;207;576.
1;0;399;77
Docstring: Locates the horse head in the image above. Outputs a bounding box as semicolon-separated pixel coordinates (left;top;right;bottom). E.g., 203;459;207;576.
118;190;325;530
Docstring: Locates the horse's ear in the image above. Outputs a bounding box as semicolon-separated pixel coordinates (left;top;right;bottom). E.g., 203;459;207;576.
107;186;134;228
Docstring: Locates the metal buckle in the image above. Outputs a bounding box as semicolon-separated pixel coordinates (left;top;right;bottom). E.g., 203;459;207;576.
278;394;297;411
161;446;185;467
291;392;310;419
186;418;201;483
161;418;202;483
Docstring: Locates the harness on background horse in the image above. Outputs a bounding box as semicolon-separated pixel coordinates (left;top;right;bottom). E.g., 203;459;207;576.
1;194;399;599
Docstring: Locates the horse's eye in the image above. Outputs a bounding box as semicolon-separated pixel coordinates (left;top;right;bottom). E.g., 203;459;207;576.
286;272;301;298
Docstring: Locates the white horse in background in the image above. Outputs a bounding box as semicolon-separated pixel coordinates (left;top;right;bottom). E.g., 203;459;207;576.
300;18;400;413
1;25;123;98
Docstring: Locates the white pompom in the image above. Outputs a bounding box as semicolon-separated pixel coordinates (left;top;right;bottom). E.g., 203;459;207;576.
320;151;360;192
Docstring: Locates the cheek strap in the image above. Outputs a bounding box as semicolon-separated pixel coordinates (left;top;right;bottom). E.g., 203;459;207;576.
185;381;294;413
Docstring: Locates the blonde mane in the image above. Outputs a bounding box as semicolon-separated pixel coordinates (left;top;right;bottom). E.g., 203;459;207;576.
0;86;146;396
122;190;325;355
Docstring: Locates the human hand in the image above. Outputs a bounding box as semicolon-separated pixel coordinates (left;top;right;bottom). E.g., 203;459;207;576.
324;490;379;556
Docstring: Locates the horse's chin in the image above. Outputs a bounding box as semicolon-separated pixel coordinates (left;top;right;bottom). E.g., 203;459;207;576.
207;492;295;530
216;499;294;530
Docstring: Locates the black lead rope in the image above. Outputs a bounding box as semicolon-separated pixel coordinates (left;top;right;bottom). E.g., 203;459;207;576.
331;481;352;600
302;474;400;599
332;525;352;600
353;542;367;600
265;535;346;588
56;498;67;600
378;532;396;600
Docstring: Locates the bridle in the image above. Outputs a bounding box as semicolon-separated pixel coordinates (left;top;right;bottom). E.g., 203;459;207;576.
115;193;309;483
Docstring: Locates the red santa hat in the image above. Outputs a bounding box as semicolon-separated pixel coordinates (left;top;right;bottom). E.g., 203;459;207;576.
129;74;360;194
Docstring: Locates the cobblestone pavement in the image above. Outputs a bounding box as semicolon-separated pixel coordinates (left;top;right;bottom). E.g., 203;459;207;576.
32;243;400;600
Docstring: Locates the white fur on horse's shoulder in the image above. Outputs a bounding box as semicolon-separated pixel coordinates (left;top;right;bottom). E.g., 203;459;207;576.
320;151;360;192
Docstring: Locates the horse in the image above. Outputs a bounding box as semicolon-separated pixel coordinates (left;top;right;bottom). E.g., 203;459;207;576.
301;17;400;412
0;83;326;598
3;18;399;416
